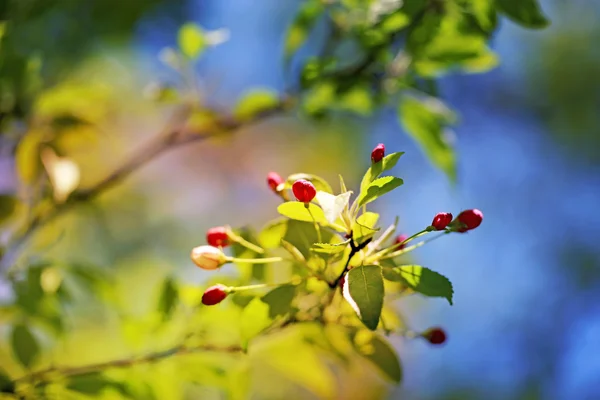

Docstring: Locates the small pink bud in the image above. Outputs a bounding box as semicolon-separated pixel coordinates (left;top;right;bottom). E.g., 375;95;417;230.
431;212;453;231
456;209;483;232
206;226;229;247
422;327;447;345
371;143;385;163
394;234;408;250
202;284;228;305
292;179;316;203
267;172;284;192
190;245;227;270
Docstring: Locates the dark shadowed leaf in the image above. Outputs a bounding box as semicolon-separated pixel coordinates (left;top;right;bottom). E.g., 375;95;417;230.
66;372;130;396
353;330;402;383
11;324;40;368
344;265;384;330
497;0;549;29
158;277;178;319
390;265;453;304
0;194;17;223
261;284;297;319
284;0;324;60
0;369;15;393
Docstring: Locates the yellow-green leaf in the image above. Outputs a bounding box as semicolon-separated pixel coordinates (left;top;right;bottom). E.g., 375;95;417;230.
0;195;17;224
358;176;404;207
240;298;272;348
178;23;206;59
277;202;327;224
11;324;39;368
497;0;549;29
234;89;280;122
285;173;333;194
360;152;404;193
353;212;379;242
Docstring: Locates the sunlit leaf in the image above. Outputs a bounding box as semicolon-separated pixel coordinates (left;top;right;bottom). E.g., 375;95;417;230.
398;96;457;181
240;298;272;348
497;0;549;29
11;324;40;368
16;129;46;185
158;277;178;320
277;202;327;224
338;85;374;116
386;265;454;304
311;242;348;255
353;212;379;242
178;23;206;59
358;176;404;207
344;265;384;330
352;330;402;383
315;190;352;225
258;218;288;249
360;152;404;193
284;0;324;60
234;89;280;122
261;285;296;319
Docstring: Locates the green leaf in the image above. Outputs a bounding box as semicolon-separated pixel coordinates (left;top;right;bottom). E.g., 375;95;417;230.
497;0;549;29
11;324;40;368
258;218;288;249
240;298;273;348
353;331;402;383
337;85;374;116
0;369;15;394
277;202;327;224
390;265;453;304
261;285;296;319
283;220;333;259
157;278;178;320
311;242;348;255
285;173;333;194
358;176;404;207
360;152;404;193
315;191;352;225
398;97;457;181
234;89;280;122
0;195;17;223
302;81;336;116
380;12;410;33
284;0;324;60
178;23;206;59
232;227;266;281
353;212;379;242
344;265;385;330
280;239;306;262
66;372;110;395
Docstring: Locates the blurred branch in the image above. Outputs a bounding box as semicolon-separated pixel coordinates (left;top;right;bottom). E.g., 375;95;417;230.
13;342;244;386
1;99;290;274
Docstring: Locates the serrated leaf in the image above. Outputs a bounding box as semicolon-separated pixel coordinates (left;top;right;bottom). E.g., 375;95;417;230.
0;195;17;223
358;176;404;207
497;0;549;29
285;0;324;60
360;152;404;193
315;191;352;225
399;97;457;181
11;324;39;368
353;212;379;242
285;173;333;194
158;278;178;319
311;242;348;255
178;23;206;59
391;265;453;304
240;298;272;348
344;265;385;330
277;202;327;224
353;331;402;383
261;285;296;319
234;89;279;122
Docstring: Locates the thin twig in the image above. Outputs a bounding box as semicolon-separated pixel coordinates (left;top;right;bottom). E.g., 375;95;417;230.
13;343;244;385
328;236;372;288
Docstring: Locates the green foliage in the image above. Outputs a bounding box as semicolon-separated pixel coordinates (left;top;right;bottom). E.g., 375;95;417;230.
357;176;404;207
234;89;280;122
277;202;327;223
0;195;17;223
157;277;178;320
11;324;40;368
496;0;550;28
352;330;402;383
344;265;385;330
178;23;206;59
383;264;454;305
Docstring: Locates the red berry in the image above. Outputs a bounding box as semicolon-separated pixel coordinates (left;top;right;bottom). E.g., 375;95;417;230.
394;234;408;250
206;226;229;247
456;209;483;232
201;284;228;306
431;212;453;231
339;274;346;289
371;143;385;163
292;179;316;203
422;327;447;345
267;172;284;192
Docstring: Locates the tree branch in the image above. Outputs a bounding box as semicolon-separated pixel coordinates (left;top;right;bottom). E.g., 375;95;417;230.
328;236;372;288
13;343;244;386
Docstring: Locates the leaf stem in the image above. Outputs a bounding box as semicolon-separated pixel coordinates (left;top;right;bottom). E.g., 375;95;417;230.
227;256;283;264
306;205;323;244
379;231;450;260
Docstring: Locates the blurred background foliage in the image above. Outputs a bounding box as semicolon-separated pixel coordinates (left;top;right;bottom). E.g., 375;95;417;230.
1;0;600;399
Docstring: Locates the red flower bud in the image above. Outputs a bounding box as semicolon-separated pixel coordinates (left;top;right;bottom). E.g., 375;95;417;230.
394;234;408;250
431;212;453;231
267;172;284;192
371;143;385;163
206;226;229;247
422;327;447;345
190;245;227;270
202;284;229;306
292;179;316;203
456;209;483;232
